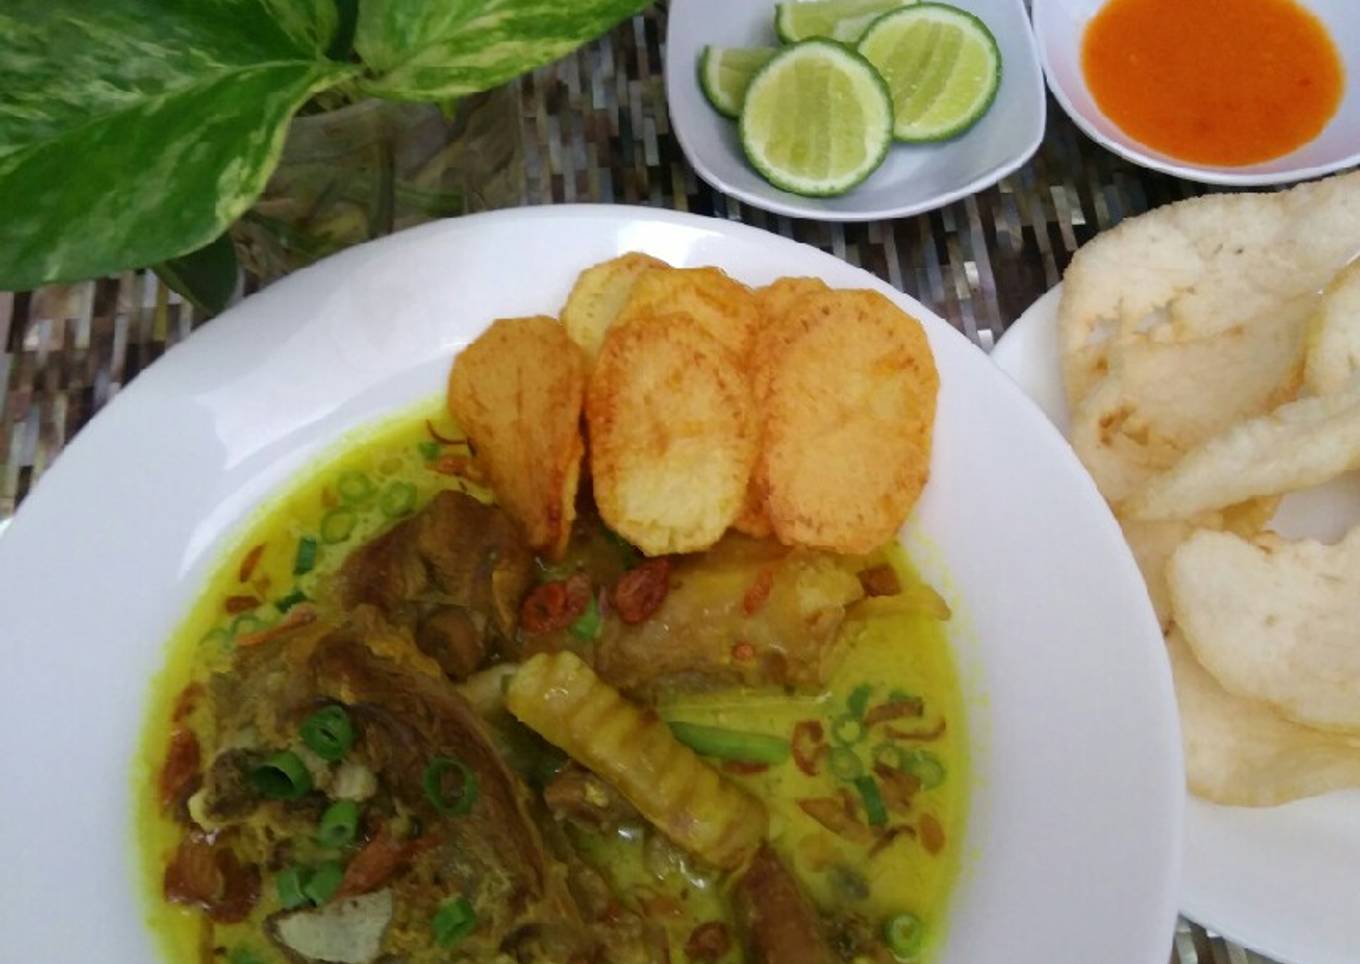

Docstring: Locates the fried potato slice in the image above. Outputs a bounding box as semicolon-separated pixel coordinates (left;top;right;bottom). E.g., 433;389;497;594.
731;277;834;539
447;316;586;559
1170;524;1360;732
561;253;670;361
588;312;757;555
616;266;762;361
1124;387;1360;520
1069;301;1307;504
1305;259;1360;397
1060;171;1360;406
757;290;938;554
1167;628;1360;806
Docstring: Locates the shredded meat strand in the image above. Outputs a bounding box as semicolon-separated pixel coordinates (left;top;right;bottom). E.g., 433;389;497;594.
863;698;924;728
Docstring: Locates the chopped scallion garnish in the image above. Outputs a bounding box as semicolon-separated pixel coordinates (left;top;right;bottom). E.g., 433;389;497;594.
422;756;479;816
249;751;313;800
301;705;355;762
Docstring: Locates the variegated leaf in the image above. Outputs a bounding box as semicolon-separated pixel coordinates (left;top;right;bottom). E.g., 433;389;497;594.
355;0;651;100
0;0;351;290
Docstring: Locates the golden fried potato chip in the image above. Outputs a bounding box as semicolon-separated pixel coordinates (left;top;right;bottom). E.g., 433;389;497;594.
616;266;761;361
1167;628;1360;806
756;290;938;554
1170;525;1360;732
1060;171;1360;406
730;277;833;539
588;312;757;555
1305;259;1360;397
561;253;670;361
447;316;586;559
1124;387;1360;521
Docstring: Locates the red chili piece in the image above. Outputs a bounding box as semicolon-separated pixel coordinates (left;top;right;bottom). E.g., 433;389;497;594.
791;719;825;777
159;727;201;811
612;558;671;624
684;921;732;961
164;833;260;923
741;568;775;615
520;574;591;634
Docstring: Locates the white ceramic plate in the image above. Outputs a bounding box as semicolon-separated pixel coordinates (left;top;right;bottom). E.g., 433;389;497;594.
1032;0;1360;187
665;0;1046;221
995;285;1360;964
0;207;1179;963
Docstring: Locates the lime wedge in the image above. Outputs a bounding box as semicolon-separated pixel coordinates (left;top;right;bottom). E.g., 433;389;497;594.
699;46;778;118
857;3;1001;142
775;0;917;43
739;40;893;197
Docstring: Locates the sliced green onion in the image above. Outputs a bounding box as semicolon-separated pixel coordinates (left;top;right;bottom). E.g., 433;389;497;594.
872;742;906;771
320;508;358;544
847;683;873;719
569;595;602;640
250;751;313;800
302;860;344;905
275;587;308;614
380;481;417;518
883;911;925;959
337;470;375;504
668;722;791;765
317;800;361;848
423;757;479;816
830;713;865;746
432;896;477;947
199;627;233;655
293;536;318;575
276;865;311;909
903;750;946;789
230;613;271;638
417;440;441;461
854;775;888;827
828;747;864;781
301;705;355;762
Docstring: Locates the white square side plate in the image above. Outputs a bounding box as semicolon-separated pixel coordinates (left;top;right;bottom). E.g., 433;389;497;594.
1032;0;1360;186
665;0;1047;221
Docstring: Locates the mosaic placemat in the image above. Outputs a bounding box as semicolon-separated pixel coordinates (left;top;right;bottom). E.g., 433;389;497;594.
0;6;1317;961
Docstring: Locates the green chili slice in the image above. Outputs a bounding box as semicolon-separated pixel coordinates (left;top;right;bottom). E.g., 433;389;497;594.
903;750;946;789
883;911;925;958
302;860;344;905
828;747;864;781
569;595;602;640
668;722;791;765
317;800;361;848
830;713;865;746
336;470;374;504
380;481;417;518
293;536;318;575
301;705;355;762
423;757;479;816
847;683;873;719
432;897;477;947
319;508;358;544
250;751;313;800
276;865;310;910
855;775;888;827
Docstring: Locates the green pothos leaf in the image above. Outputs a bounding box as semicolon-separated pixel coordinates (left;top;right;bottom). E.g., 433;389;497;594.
0;0;353;290
154;232;240;316
355;0;652;100
262;0;340;56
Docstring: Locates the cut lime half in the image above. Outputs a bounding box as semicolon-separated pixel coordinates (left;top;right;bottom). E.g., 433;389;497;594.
775;0;917;43
739;40;894;197
858;3;1002;142
699;46;778;119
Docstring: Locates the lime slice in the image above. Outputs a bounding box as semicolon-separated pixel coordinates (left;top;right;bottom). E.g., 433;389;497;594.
739;40;893;197
775;0;917;43
857;3;1001;142
699;46;778;119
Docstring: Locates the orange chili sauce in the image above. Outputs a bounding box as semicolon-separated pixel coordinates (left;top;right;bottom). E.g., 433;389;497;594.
1082;0;1344;166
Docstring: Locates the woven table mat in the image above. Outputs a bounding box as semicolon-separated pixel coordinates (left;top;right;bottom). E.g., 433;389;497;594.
0;7;1310;961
